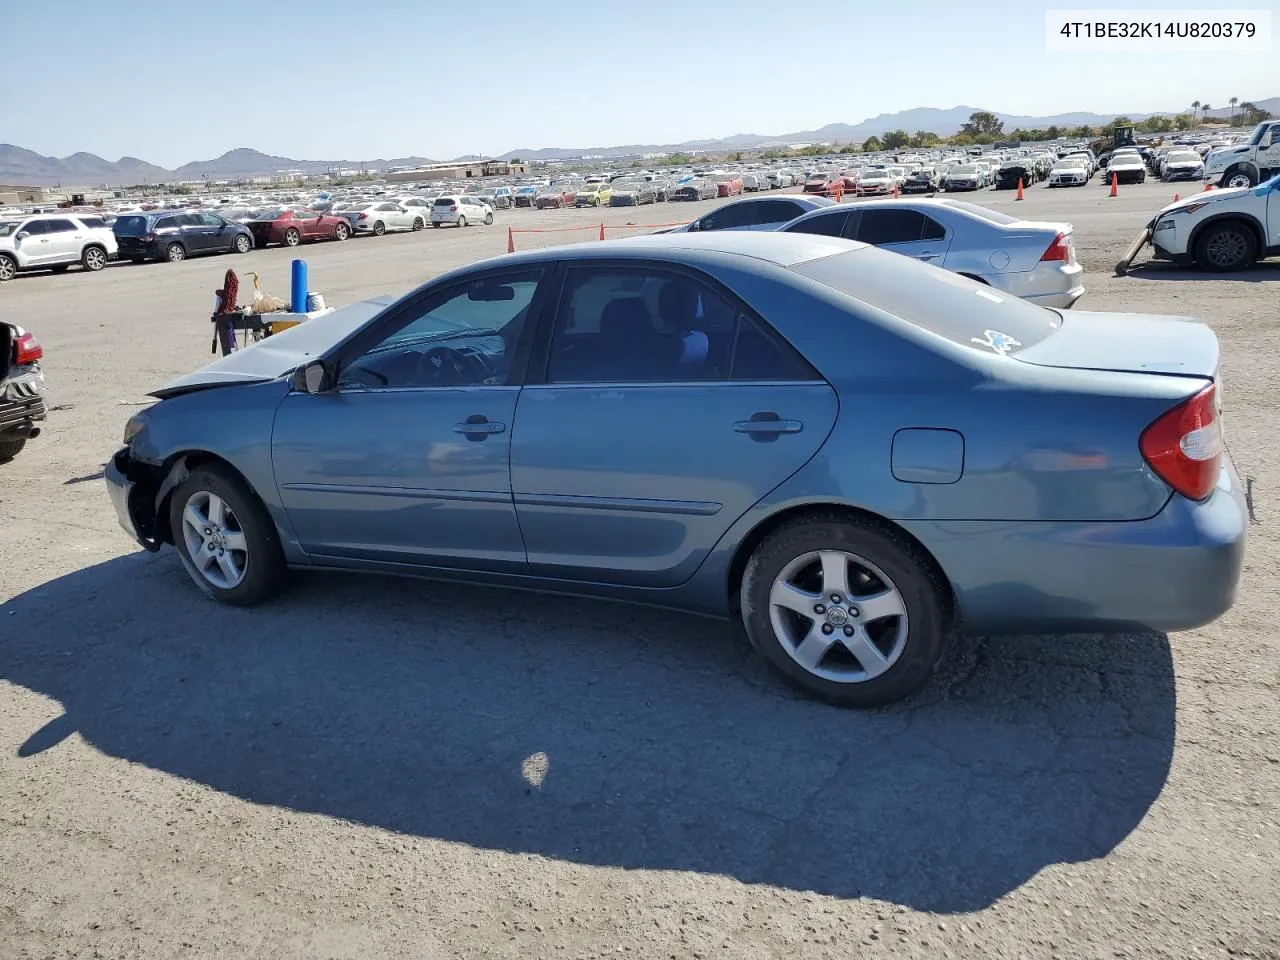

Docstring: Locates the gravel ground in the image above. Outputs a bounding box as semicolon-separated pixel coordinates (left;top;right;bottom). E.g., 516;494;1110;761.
1;180;1276;959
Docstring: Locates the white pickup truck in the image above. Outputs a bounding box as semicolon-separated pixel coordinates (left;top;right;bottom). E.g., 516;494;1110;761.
1204;120;1280;188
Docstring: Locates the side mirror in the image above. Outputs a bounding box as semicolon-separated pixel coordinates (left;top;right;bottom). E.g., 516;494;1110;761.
15;231;29;240
294;360;331;394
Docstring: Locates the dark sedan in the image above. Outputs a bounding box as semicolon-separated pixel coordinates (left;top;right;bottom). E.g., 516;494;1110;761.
993;164;1034;190
113;211;254;263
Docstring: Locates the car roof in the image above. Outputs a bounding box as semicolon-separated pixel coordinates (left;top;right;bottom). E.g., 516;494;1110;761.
502;231;863;268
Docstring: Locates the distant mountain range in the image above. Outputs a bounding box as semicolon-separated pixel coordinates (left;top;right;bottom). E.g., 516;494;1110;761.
4;99;1275;187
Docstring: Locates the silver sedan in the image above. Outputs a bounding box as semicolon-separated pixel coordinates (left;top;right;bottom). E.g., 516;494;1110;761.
780;198;1084;308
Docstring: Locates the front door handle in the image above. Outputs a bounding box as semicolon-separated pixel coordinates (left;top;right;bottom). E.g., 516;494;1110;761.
454;415;506;440
735;412;803;442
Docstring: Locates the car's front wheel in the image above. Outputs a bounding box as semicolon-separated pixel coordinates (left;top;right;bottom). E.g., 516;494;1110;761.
412;217;424;231
0;254;17;281
334;222;350;241
484;212;494;225
1194;220;1258;272
740;515;948;707
1222;168;1256;189
168;463;286;605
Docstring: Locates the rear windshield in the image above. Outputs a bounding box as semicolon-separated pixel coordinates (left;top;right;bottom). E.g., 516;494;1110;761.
433;197;456;206
112;215;150;235
793;249;1060;355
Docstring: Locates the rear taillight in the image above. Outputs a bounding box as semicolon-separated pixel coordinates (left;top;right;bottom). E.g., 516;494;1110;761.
1040;232;1070;262
14;332;43;365
1140;383;1221;501
357;213;368;220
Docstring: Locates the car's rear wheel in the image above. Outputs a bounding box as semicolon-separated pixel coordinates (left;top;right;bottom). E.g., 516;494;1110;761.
82;245;107;271
0;438;27;462
284;227;301;246
1194;221;1258;272
233;233;252;254
0;254;15;281
432;222;441;228
412;217;424;231
740;515;948;706
168;463;286;606
334;222;350;241
166;243;186;263
372;221;386;236
457;216;468;228
484;212;494;225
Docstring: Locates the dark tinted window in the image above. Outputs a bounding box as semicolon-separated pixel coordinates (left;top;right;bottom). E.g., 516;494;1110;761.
434;197;456;206
78;216;107;229
754;199;807;225
857;209;928;245
921;216;945;241
292;210;319;220
19;219;50;236
546;266;739;383
156;216;183;231
112;215;149;236
44;219;77;233
786;210;853;238
341;270;542;390
731;314;818;381
793;249;1060;355
199;213;225;227
697;202;754;231
179;214;204;227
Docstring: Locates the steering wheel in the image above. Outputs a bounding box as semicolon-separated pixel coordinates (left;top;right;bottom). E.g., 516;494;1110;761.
416;346;493;386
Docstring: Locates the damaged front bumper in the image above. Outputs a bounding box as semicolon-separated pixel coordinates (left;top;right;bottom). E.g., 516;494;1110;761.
106;447;185;552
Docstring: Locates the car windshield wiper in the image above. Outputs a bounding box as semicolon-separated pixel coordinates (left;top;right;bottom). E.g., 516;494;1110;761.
374;327;504;353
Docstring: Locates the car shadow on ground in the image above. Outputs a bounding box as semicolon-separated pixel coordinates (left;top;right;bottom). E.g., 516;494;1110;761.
1125;261;1280;282
1;551;1176;914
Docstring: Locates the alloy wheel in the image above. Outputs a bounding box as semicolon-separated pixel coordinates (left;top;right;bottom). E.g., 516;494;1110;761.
180;490;248;589
1205;229;1249;268
768;549;909;683
84;248;106;271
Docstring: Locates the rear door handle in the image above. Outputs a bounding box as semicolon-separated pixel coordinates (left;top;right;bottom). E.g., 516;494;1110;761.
735;412;803;442
454;415;506;440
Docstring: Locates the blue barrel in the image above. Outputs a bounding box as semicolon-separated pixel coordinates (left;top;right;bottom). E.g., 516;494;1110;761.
291;259;308;313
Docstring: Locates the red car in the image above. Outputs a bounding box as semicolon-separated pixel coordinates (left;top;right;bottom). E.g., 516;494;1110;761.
714;175;744;198
245;208;351;248
803;174;843;197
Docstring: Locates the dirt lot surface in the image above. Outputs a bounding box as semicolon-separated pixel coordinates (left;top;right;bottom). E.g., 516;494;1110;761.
1;181;1276;959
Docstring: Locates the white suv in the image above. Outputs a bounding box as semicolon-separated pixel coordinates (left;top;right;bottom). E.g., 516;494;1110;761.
1147;175;1280;271
0;213;118;281
430;195;495;228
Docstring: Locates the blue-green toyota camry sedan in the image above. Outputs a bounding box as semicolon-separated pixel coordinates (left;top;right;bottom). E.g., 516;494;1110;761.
106;232;1246;706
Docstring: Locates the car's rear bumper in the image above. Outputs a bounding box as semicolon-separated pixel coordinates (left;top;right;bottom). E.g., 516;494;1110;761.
0;365;46;440
907;458;1247;634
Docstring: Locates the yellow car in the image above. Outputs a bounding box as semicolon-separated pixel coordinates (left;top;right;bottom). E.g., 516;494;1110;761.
574;183;613;207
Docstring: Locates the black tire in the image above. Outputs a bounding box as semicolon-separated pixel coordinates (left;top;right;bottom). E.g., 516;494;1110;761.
334;222;350;241
0;253;15;282
1220;168;1256;189
233;233;252;254
740;514;948;707
166;243;186;263
0;438;26;462
484;212;494;225
81;245;108;271
283;227;301;247
372;221;386;237
167;463;286;606
1194;221;1258;272
432;222;441;228
412;217;424;231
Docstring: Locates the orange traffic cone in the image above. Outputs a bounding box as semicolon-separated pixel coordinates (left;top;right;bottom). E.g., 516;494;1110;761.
1204;182;1213;191
1109;173;1118;197
599;222;606;241
1173;193;1180;202
1015;177;1024;200
507;226;515;254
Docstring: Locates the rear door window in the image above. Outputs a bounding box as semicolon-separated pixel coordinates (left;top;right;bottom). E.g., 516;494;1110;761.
45;219;78;233
156;216;183;231
856;210;926;245
785;210;855;238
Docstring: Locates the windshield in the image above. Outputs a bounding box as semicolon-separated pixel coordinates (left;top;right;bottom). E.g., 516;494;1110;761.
794;250;1060;355
950;165;977;174
938;200;1019;225
1248;122;1270;145
1168;151;1201;163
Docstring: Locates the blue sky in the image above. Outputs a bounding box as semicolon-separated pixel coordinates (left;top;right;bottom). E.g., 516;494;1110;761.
6;0;1277;166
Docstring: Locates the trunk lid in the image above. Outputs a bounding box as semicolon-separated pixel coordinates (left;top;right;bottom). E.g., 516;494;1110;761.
1014;310;1218;379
